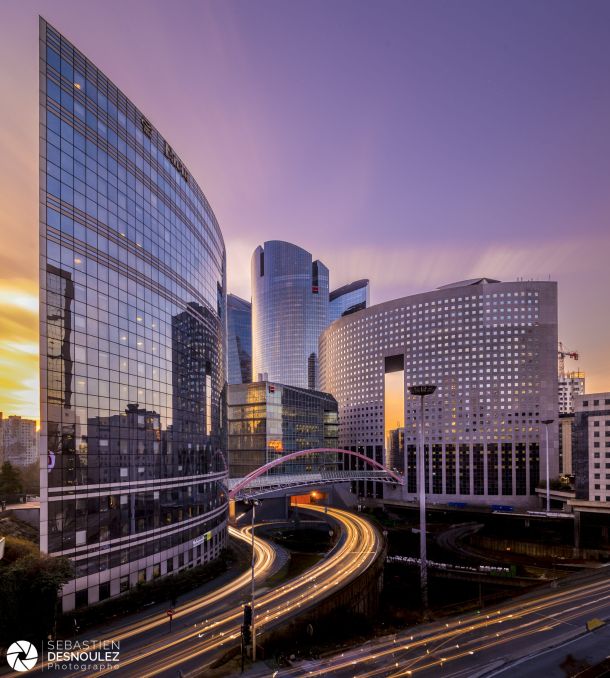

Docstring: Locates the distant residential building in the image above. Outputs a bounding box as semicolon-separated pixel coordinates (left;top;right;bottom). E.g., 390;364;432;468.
227;294;252;384
0;413;37;467
252;241;329;389
559;371;585;414
227;381;338;478
320;278;558;507
329;279;369;323
573;393;610;503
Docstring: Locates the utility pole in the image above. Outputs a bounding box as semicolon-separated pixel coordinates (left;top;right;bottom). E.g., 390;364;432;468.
409;384;436;611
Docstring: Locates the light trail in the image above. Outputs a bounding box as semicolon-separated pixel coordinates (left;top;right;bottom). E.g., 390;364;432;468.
22;525;276;677
281;573;610;678
103;505;381;677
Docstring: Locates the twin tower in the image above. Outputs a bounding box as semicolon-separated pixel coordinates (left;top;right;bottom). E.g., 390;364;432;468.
250;240;369;390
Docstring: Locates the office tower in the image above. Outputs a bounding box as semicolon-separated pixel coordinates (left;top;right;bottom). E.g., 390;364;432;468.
559;413;574;475
227;382;338;478
329;279;369;323
573;393;610;503
251;241;329;389
320;278;558;507
227;294;252;384
0;414;38;467
39;19;228;611
559;372;585;414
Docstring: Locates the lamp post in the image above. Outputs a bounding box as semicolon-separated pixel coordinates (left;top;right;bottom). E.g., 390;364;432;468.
409;384;436;611
541;419;554;512
244;498;260;661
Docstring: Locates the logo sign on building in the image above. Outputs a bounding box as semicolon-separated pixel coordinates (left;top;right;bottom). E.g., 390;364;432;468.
164;141;189;183
140;116;153;138
193;531;212;547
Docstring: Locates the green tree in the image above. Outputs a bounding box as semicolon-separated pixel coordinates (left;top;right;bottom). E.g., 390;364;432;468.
0;544;72;645
0;461;23;497
20;461;40;495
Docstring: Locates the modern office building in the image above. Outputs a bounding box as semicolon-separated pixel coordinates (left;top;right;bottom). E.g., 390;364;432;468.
251;241;329;389
0;414;38;467
559;413;574;475
559;371;585;415
227;294;252;385
573;393;610;503
329;279;369;323
39;19;228;611
227;381;338;478
319;278;558;507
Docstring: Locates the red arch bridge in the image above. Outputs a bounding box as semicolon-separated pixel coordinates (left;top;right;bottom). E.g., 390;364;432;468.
227;447;404;501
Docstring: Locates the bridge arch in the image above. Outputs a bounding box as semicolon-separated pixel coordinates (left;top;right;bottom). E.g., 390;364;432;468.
228;447;404;500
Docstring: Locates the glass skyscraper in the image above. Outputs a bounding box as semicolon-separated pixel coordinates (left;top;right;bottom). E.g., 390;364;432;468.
227;293;252;384
329;279;369;323
251;241;329;390
39;19;228;611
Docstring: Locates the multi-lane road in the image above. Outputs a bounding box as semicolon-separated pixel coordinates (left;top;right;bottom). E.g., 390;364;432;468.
276;568;610;677
16;505;381;678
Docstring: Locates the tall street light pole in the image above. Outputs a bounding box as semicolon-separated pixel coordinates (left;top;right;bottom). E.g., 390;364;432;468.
409;384;436;611
245;497;260;661
541;419;554;512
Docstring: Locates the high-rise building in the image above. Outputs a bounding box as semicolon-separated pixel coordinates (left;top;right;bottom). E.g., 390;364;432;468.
319;278;558;507
559;371;585;414
227;381;338;478
227;294;252;384
39;19;228;611
559;413;575;475
251;241;329;389
329;279;369;323
0;414;38;467
573;393;610;503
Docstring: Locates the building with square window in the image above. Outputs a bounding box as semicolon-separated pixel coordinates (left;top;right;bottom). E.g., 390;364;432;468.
319;278;558;507
573;393;610;503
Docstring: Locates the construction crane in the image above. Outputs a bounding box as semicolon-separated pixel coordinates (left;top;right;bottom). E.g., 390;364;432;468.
558;341;579;378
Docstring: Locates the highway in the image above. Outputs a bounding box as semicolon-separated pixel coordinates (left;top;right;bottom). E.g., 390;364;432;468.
19;505;381;677
105;505;381;677
19;524;278;677
276;569;610;677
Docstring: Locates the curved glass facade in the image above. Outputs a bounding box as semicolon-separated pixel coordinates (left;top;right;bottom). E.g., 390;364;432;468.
227;294;252;384
251;241;329;390
39;19;228;611
329;279;369;323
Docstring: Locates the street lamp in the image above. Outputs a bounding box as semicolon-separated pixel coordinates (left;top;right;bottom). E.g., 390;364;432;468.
409;384;437;610
541;419;554;512
244;497;261;661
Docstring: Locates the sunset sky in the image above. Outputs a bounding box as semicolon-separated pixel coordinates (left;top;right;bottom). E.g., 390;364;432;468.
1;0;609;422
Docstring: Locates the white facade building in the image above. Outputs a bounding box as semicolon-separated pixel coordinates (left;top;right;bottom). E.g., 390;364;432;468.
319;278;558;508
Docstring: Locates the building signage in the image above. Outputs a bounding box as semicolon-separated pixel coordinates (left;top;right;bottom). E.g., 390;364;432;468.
164;141;189;183
192;531;212;547
140;116;153;138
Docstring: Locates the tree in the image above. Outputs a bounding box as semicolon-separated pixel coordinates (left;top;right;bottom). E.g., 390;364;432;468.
0;461;23;498
21;461;40;496
0;545;72;645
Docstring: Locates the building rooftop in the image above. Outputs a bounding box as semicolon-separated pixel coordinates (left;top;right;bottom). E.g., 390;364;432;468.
330;279;369;301
437;278;501;290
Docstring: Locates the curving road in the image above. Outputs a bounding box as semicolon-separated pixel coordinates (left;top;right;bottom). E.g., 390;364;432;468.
18;524;278;678
276;569;610;677
109;505;382;677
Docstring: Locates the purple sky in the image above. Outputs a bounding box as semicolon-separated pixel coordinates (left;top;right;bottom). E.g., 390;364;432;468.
0;0;609;418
